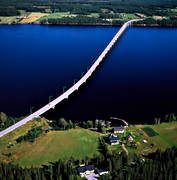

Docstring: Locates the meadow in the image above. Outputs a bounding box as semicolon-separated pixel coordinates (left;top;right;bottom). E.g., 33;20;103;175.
18;129;100;167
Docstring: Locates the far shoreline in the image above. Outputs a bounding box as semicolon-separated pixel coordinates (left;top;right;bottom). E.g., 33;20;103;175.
1;22;177;28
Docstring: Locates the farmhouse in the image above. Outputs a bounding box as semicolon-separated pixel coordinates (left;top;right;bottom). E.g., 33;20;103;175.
109;134;120;145
114;127;124;133
77;165;94;177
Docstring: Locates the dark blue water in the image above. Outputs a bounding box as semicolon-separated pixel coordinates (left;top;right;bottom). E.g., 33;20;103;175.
0;25;177;124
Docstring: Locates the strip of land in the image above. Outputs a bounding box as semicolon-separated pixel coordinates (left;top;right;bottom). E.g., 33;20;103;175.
0;117;176;167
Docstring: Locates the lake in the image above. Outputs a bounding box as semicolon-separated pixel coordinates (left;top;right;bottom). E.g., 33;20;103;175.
0;25;177;124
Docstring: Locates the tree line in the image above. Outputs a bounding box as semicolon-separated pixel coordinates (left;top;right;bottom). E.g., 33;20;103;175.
154;113;177;124
40;15;109;25
0;112;22;132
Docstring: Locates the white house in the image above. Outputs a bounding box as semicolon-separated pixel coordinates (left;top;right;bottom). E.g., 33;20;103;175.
77;165;94;177
113;127;124;133
109;134;120;145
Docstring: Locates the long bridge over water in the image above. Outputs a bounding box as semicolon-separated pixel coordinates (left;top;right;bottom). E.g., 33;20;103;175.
0;19;142;138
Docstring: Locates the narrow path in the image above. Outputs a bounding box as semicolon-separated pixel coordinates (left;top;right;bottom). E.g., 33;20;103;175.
0;19;142;138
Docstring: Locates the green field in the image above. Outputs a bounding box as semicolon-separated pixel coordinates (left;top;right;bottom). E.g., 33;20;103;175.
142;127;159;137
17;129;100;167
0;16;19;24
38;12;74;22
137;122;177;152
121;13;139;20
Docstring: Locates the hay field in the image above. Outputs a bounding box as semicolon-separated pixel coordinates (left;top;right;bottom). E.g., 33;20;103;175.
20;12;49;23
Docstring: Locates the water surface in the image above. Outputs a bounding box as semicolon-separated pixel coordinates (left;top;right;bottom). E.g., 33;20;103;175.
0;25;177;124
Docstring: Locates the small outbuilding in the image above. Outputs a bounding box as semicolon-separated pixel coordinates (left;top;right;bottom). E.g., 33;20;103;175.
113;127;124;133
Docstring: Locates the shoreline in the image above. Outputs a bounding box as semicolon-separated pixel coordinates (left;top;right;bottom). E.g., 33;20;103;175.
0;22;177;28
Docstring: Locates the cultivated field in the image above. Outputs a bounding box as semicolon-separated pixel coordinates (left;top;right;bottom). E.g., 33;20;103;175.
20;13;49;23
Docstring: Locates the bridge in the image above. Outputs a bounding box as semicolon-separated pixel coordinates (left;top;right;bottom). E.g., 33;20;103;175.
0;19;142;138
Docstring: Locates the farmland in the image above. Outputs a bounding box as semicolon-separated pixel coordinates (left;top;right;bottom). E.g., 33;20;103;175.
20;12;48;24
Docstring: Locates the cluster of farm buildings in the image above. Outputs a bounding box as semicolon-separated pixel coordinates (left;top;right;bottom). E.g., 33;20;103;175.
77;125;134;179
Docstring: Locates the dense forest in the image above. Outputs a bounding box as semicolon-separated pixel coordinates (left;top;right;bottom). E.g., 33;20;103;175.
0;146;176;180
0;0;177;16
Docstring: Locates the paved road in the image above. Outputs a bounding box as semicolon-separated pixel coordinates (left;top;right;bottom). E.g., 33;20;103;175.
0;19;142;138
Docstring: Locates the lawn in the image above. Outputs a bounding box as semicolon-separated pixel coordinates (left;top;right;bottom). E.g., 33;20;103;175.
17;128;100;167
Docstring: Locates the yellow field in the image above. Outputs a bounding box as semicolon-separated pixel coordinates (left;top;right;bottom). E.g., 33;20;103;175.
136;13;146;18
153;16;164;20
20;13;49;23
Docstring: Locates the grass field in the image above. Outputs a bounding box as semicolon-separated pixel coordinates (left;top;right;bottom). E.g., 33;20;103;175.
0;118;49;163
121;13;139;20
20;12;49;23
142;127;159;137
89;13;99;17
38;12;76;22
0;16;19;24
17;129;100;167
137;122;177;152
